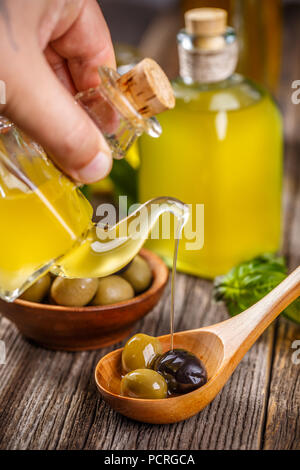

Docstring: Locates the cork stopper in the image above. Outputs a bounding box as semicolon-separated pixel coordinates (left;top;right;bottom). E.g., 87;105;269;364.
116;58;175;119
185;8;227;36
178;8;238;83
184;8;228;51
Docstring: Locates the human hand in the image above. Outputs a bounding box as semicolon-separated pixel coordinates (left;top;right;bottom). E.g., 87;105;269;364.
0;0;115;183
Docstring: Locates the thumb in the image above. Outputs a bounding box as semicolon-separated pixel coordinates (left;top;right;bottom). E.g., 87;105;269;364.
5;51;112;184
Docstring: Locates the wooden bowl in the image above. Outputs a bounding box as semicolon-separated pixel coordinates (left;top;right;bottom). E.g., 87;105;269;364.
0;249;168;351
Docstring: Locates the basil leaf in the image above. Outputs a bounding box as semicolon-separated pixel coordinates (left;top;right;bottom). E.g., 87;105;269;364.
214;253;300;324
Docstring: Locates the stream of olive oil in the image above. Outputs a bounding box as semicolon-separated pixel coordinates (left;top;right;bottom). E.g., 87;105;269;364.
170;217;186;351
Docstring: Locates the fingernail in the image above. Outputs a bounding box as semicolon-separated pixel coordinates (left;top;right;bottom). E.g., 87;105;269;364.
75;152;112;183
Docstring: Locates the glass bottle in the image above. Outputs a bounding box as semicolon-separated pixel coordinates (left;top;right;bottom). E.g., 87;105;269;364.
138;8;283;279
85;43;144;200
181;0;282;94
0;59;182;302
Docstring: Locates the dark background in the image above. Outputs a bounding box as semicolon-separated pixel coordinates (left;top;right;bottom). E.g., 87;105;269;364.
99;0;177;46
98;0;300;46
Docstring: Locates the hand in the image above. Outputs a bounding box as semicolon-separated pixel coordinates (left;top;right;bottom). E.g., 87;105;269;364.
0;0;115;183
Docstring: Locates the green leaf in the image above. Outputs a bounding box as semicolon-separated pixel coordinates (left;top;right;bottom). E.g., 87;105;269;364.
110;158;138;208
214;253;300;324
284;297;300;323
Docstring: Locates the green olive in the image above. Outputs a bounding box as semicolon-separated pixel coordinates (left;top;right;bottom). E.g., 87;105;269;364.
91;275;134;306
50;277;98;306
121;369;167;399
121;255;152;294
122;333;162;373
20;273;52;303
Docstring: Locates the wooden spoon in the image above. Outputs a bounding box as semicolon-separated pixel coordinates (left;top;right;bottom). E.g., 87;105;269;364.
95;266;300;424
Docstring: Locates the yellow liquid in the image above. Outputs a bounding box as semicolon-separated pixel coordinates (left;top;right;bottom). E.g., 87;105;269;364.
0;119;190;302
0;137;189;300
0;151;151;298
138;75;283;278
0;154;93;300
54;197;189;279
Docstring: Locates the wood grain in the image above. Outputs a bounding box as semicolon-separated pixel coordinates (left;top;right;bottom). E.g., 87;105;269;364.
263;7;300;449
262;7;300;448
0;276;273;449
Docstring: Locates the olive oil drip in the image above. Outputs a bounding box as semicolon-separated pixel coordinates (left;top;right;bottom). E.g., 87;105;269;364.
170;216;186;351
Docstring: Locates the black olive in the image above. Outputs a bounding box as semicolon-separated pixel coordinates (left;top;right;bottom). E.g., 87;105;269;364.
153;349;207;395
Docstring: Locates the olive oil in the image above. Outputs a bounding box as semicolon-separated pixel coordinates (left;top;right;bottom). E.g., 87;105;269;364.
170;218;185;350
138;9;283;279
54;197;189;280
0;133;189;301
0;152;92;299
0;59;179;302
0;142;189;301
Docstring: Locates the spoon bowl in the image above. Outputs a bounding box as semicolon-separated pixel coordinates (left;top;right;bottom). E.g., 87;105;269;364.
95;329;225;423
95;266;300;424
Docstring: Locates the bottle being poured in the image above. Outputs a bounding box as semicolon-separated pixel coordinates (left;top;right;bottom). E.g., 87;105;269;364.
0;59;189;302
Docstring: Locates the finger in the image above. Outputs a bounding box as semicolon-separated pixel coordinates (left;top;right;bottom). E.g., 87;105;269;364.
44;44;77;94
5;48;112;184
51;0;116;91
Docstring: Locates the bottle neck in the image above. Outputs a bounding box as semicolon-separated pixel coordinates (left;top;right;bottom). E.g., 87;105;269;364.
177;27;238;84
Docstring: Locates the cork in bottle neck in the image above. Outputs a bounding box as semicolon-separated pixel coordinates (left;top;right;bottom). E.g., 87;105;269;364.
178;8;238;84
117;58;175;119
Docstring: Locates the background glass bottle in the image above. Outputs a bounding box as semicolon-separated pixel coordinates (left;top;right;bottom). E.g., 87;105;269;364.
138;8;283;278
181;0;282;94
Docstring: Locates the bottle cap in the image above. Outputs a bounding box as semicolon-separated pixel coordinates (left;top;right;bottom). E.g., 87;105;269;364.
178;8;238;83
185;8;227;36
117;58;175;119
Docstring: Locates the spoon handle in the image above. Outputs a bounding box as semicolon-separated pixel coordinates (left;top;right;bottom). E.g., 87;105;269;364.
208;266;300;362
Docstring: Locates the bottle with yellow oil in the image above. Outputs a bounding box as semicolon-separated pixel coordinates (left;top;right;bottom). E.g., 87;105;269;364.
0;59;186;302
138;8;283;279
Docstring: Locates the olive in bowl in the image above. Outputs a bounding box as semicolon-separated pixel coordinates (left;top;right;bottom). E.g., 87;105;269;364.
121;255;152;294
50;277;99;307
19;254;153;308
91;275;134;306
20;273;52;303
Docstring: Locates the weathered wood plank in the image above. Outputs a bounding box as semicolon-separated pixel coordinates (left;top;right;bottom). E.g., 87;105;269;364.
263;320;300;450
0;274;274;449
262;4;300;450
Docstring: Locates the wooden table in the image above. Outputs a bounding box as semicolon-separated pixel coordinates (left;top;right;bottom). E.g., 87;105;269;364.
0;5;299;451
